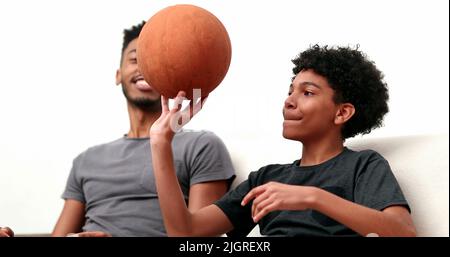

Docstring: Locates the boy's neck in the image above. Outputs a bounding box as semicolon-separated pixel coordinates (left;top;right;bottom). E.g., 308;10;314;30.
126;103;161;138
299;134;344;167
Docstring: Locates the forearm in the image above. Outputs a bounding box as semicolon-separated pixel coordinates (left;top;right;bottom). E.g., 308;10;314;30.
311;188;416;237
151;138;193;236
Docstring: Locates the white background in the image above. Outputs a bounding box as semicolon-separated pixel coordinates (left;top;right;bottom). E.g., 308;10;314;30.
0;0;448;234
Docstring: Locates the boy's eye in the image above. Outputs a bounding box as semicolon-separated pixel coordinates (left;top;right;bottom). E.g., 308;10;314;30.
304;91;314;96
288;91;292;96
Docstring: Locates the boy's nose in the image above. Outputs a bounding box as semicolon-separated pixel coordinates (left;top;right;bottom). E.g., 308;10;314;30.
284;96;296;109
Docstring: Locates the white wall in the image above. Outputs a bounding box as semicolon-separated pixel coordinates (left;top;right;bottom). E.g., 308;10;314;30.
0;0;448;234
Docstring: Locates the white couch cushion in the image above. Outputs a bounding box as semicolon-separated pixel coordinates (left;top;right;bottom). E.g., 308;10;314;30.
230;134;449;236
346;134;449;236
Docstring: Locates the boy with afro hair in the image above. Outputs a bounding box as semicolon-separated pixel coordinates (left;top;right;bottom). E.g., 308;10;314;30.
148;45;416;237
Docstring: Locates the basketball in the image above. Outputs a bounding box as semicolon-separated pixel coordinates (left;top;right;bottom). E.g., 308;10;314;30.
137;4;232;100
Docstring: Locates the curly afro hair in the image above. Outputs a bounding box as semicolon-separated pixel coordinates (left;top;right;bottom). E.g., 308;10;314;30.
292;45;389;139
120;21;146;61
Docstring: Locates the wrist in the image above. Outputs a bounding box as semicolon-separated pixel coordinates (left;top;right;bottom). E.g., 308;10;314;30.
305;187;323;210
150;136;172;146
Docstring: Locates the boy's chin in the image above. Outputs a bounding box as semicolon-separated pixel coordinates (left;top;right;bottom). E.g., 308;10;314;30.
282;131;303;141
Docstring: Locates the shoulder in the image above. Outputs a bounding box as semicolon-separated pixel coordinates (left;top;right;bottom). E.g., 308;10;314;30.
343;148;392;178
175;129;222;140
343;147;388;163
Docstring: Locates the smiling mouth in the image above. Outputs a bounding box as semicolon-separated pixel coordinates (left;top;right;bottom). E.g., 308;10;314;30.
132;75;144;83
132;76;153;91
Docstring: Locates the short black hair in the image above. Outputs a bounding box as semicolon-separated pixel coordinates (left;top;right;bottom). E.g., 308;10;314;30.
292;45;389;139
121;21;146;57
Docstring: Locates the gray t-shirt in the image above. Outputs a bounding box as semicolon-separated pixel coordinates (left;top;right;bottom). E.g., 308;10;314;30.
62;129;235;236
215;147;410;237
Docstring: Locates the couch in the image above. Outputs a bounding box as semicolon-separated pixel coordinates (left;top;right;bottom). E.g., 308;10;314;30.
231;133;449;237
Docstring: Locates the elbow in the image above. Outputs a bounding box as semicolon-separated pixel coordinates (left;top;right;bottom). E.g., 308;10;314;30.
165;223;196;237
370;225;417;237
166;228;195;237
166;228;187;237
163;212;197;237
389;224;417;237
381;208;417;237
403;225;417;237
398;217;417;237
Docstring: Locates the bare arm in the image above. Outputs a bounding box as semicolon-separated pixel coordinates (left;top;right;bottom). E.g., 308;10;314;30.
188;180;229;212
150;92;233;236
151;137;233;236
52;199;85;237
243;182;416;237
312;188;416;237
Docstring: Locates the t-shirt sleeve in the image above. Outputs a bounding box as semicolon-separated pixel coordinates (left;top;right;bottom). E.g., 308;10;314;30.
188;131;236;186
354;152;410;213
214;171;258;237
61;152;86;203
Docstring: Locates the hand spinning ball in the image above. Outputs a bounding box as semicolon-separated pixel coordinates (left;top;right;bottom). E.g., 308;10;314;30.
137;4;232;99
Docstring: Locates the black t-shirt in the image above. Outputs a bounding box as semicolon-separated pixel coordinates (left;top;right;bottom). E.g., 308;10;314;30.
214;147;410;237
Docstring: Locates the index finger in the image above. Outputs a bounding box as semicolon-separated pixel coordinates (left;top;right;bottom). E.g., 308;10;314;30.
189;95;208;118
241;185;267;206
161;95;169;112
172;91;187;112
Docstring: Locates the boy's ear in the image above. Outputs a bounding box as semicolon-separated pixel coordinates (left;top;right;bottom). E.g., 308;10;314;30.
334;103;355;125
115;69;121;86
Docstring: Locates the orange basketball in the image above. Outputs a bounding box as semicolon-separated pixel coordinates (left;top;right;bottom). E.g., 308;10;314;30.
137;4;232;100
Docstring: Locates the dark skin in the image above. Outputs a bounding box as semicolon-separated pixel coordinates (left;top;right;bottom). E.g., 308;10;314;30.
52;39;229;237
149;69;416;236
